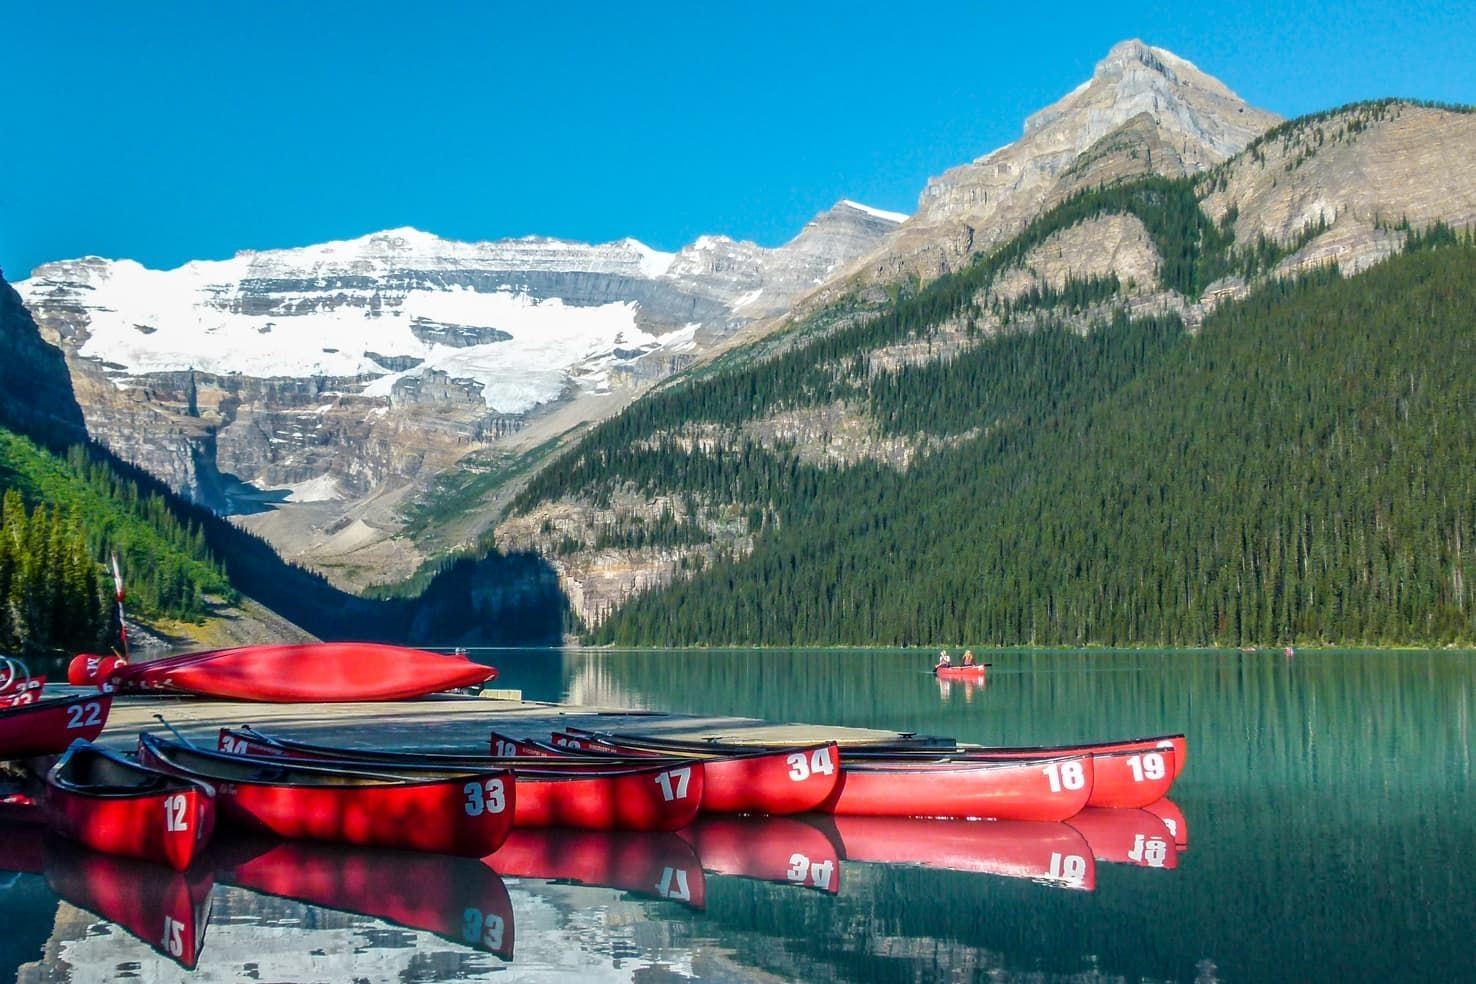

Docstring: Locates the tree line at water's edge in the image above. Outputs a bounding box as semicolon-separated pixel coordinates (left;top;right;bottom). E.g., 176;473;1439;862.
513;210;1476;647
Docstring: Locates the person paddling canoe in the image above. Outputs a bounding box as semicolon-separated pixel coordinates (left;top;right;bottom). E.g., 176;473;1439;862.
934;650;951;671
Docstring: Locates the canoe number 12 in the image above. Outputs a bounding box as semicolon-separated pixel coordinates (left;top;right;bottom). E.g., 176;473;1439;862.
163;793;189;832
463;779;508;816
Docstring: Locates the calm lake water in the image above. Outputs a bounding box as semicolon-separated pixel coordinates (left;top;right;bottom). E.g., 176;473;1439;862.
3;647;1473;983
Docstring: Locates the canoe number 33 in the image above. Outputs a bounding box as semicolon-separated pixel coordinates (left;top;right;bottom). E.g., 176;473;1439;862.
461;908;505;951
163;793;190;832
654;767;693;801
463;779;508;816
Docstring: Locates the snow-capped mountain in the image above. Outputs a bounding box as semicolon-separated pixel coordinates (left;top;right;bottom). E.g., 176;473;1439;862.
16;202;902;583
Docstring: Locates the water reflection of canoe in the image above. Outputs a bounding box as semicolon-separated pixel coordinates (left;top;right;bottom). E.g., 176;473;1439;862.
830;815;1096;891
137;734;515;856
216;726;704;833
44;740;216;870
677;814;842;893
1066;807;1178;869
214;836;515;960
490;827;707;910
74;642;495;702
44;838;214;971
0;692;112;760
1143;797;1189;851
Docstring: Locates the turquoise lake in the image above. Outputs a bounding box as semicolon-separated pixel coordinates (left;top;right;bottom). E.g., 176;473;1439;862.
2;647;1472;982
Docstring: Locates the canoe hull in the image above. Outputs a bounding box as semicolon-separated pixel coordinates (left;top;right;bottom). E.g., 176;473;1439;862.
678;815;841;893
1067;807;1178;869
45;742;216;870
97;643;495;702
822;754;1094;821
491;828;706;909
0;693;112;760
831;815;1096;890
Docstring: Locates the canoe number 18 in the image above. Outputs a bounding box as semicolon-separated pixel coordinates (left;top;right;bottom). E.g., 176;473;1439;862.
463;779;508;816
786;747;836;781
1042;761;1087;792
163;793;189;832
654;767;693;801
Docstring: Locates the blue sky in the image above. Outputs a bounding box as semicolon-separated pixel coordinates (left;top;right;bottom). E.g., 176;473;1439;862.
3;1;1472;279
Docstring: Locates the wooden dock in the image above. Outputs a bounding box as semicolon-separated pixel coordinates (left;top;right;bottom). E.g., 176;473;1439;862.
92;689;915;753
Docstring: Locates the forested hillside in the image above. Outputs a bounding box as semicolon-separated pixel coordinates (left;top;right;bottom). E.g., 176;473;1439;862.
510;211;1476;647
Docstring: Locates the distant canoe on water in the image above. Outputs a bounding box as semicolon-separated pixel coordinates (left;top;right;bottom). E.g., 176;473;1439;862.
69;642;496;702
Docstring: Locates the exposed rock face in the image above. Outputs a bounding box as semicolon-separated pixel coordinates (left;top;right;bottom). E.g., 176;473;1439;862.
0;273;87;447
834;40;1281;288
15;204;901;583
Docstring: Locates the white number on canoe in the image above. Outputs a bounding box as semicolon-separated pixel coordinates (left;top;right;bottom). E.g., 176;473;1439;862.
655;866;692;901
219;735;248;754
552;735;586;749
1126;752;1167;782
463;778;508;816
1127;833;1171;868
1047;851;1089;885
786;746;836;781
161;915;185;957
64;702;103;730
787;852;836;890
654;766;693;802
163;793;189;832
1042;760;1086;792
461;907;505;950
492;739;518;757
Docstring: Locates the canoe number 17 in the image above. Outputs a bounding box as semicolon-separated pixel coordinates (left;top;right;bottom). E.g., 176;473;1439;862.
654;767;694;801
463;779;508;816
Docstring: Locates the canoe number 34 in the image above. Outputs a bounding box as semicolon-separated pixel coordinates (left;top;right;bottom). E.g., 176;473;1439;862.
463;779;509;816
786;747;836;782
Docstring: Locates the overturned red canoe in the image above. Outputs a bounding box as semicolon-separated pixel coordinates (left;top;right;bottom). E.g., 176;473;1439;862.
678;814;841;893
216;836;515;960
1066;807;1178;869
137;734;515;856
0;692;112;760
544;731;843;817
831;814;1096;890
84;643;496;702
490;827;706;909
44;740;216;870
822;754;1095;821
217;725;705;833
45;839;215;970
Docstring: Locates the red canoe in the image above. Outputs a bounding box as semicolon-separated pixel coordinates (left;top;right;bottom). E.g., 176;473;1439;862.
45;839;215;970
216;726;705;833
0;692;112;760
216;836;515;960
137;734;515;856
490;827;706;909
1066;807;1179;869
1144;797;1189;852
44;740;216;870
677;814;842;893
830;814;1096;890
542;731;843;817
80;642;495;702
934;663;990;679
821;754;1095;821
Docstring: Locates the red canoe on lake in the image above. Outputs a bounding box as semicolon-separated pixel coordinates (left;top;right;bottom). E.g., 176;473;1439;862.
822;754;1095;821
76;642;495;702
137;734;515;856
44;740;215;870
0;692;112;760
540;730;843;817
216;725;704;833
215;836;515;960
1066;806;1179;869
678;814;842;893
490;827;706;909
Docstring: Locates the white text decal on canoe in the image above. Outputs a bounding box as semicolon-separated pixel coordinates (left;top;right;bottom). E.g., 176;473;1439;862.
655;766;693;801
1042;760;1087;792
786;747;836;781
463;778;508;816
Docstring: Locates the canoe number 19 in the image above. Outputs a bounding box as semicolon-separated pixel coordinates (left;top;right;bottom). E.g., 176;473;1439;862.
1042;760;1087;792
786;747;836;782
654;767;693;801
65;702;104;729
163;793;189;832
1126;753;1167;782
463;779;508;816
